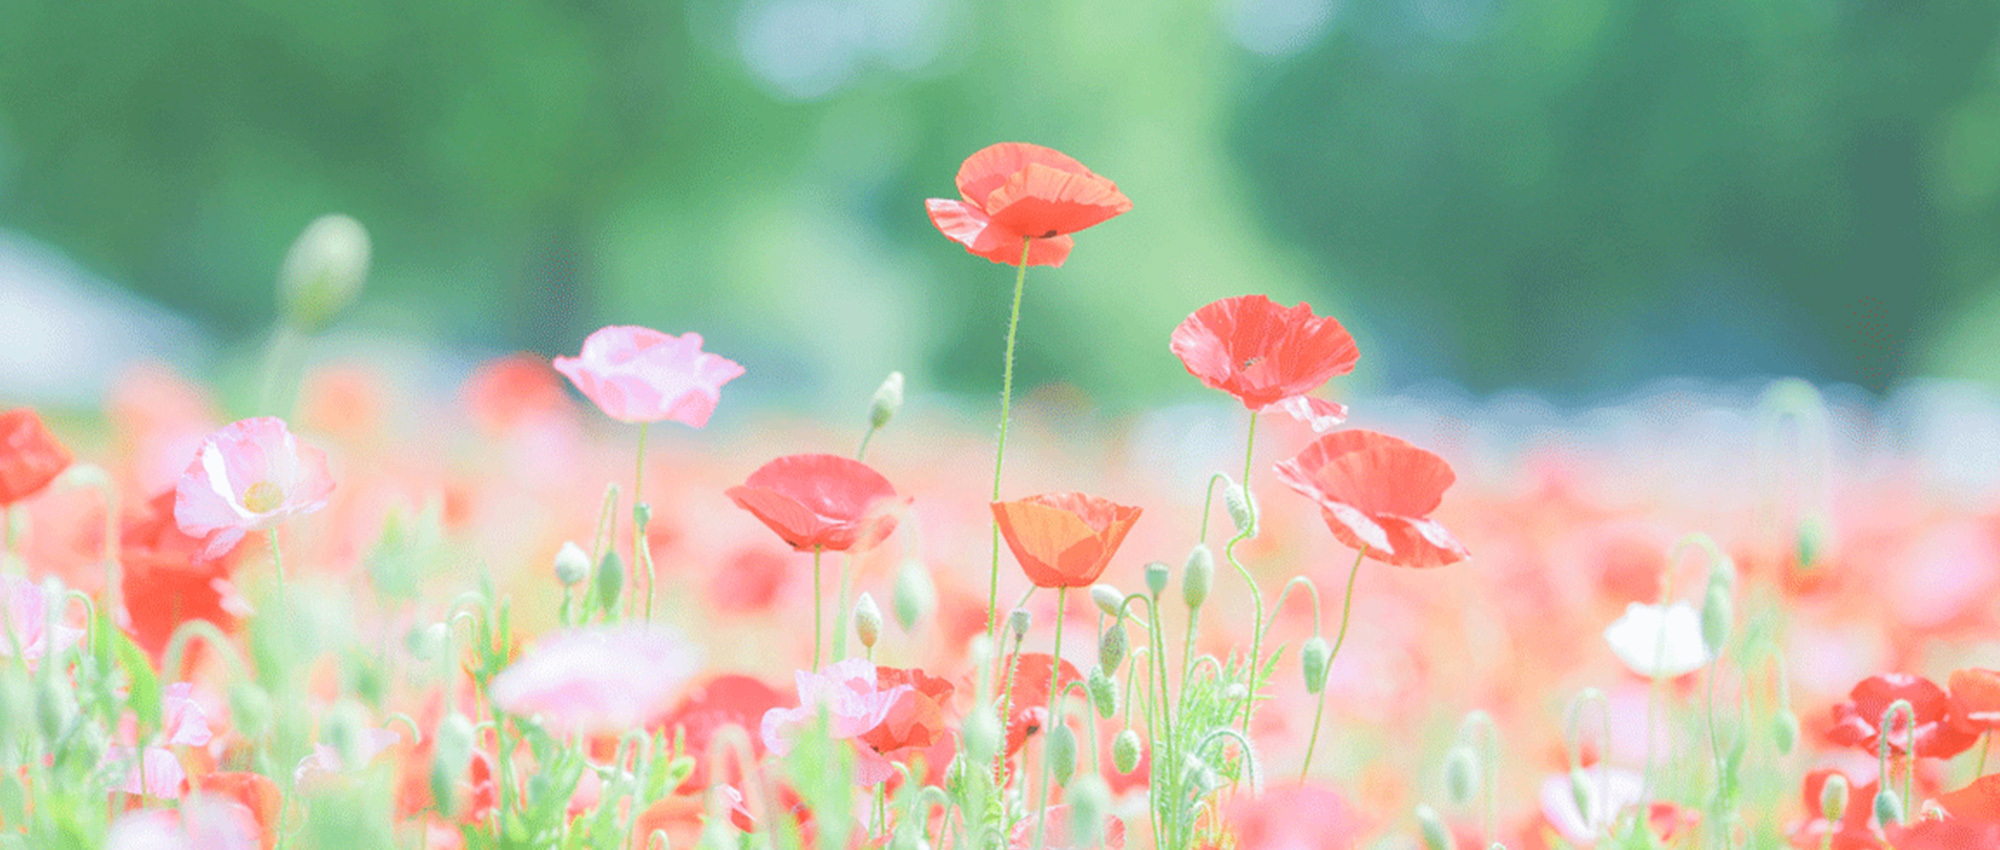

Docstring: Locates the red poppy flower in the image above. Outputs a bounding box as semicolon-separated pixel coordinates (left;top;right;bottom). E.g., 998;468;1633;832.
1003;652;1083;757
726;454;902;553
991;493;1142;589
925;143;1132;268
0;409;72;506
193;771;281;850
1222;784;1367;850
861;666;956;775
1273;430;1469;569
1792;769;1882;850
1939;774;2000;821
1827;673;1981;759
1887;818;2000;850
1950;667;2000;732
1170;295;1360;412
120;490;245;664
652;673;787;763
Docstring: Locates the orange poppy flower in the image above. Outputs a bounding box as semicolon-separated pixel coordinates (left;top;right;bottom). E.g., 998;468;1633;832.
926;143;1132;268
1273;430;1469;569
0;408;72;506
991;492;1142;588
726;454;902;553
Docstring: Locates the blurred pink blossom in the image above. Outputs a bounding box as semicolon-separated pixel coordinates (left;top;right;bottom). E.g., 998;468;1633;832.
553;326;744;427
489;624;700;737
761;658;911;785
173;417;334;561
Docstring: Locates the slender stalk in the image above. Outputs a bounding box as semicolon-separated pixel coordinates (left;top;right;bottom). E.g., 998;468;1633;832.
1300;548;1365;782
812;546;825;671
1232;413;1265;735
633;422;652;622
1980;732;1992;776
858;426;878;462
267;529;287;592
985;236;1034;644
833;555;853;660
1031;587;1069;850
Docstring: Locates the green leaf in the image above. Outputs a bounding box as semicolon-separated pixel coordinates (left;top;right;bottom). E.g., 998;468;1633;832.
109;626;161;734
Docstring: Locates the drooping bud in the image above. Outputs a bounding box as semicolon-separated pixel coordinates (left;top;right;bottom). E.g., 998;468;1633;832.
1087;667;1117;718
1773;710;1800;755
1224;484;1257;538
1047;723;1077;788
431;712;476;816
962;706;1003;762
1701;581;1733;652
1873;787;1903;827
1099;623;1128;672
1443;745;1480;807
1008;608;1032;640
1415;804;1452;850
853;593;883;649
1144;561;1170;597
553;542;590;587
1090;584;1124;617
1067;775;1111;845
1182;545;1214;609
1301;636;1332;694
279;214;371;332
869;372;905;430
892;559;936;631
594;550;624;614
1112;728;1142;774
1568;767;1596;826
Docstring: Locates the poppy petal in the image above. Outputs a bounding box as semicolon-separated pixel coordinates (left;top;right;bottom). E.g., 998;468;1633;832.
984;164;1132;238
925;199;1073;267
1267;396;1349;433
954;142;1096;206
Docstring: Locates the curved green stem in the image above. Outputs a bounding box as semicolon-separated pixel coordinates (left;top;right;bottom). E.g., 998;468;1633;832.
633;422;651;623
1230;413;1266;736
985;236;1034;644
1031;587;1069;850
266;529;287;593
1300;548;1365;782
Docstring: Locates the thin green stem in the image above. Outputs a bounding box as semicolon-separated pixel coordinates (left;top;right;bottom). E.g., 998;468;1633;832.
812;546;825;671
267;529;287;592
1231;414;1265;735
1980;732;1992;776
986;236;1034;644
858;426;878;462
633;422;651;623
1301;548;1365;781
1031;587;1069;850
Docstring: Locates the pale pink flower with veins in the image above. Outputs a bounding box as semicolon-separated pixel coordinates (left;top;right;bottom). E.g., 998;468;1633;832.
105;795;261;850
553;325;745;427
173;417;333;562
113;745;188;798
761;658;912;785
489;624;700;737
0;575;83;665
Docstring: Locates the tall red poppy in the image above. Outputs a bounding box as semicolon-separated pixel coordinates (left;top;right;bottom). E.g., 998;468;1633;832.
726;454;901;553
1827;673;1980;759
121;490;245;663
1170;295;1360;413
1002;652;1084;757
991;493;1142;589
0;409;72;506
1274;430;1469;569
926;143;1132;268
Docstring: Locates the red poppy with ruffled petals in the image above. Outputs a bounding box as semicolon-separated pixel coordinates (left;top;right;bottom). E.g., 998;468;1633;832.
653;673;787;762
1950;667;2000;732
1274;430;1469;568
194;772;281;850
1827;673;1980;759
1170;295;1360;414
0;409;72;506
121;490;246;664
991;492;1142;589
925;143;1131;267
1939;774;2000;820
861;666;955;776
1003;652;1083;757
726;455;901;553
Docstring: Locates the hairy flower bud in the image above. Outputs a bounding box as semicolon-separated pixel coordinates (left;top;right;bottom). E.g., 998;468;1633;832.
1416;804;1451;850
1090;584;1124;617
1820;772;1848;822
1701;582;1732;652
1773;710;1800;755
1099;623;1128;672
1144;561;1170;597
1112;728;1143;774
963;706;1003;762
554;541;590;587
279;214;370;332
854;592;883;649
893;559;936;631
1087;667;1117;718
594;550;624;613
1182;545;1214;609
1047;723;1077;788
869;372;905;430
432;712;476;816
1067;775;1111;845
1444;745;1480;807
1008;608;1032;640
1302;636;1332;694
1225;484;1257;538
1873;787;1903;827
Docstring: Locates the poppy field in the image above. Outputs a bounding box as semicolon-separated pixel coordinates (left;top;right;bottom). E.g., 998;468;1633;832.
5;141;2000;850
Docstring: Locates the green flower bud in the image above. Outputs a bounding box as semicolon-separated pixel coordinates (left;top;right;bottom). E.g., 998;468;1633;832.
34;679;72;743
431;713;475;816
854;592;883;649
279;214;370;332
1066;775;1111;846
1568;767;1596;825
323;700;375;773
1796;514;1832;570
554;542;590;587
1224;484;1257;538
888;827;928;850
962;706;1002;762
893;559;936;632
1819;772;1848;822
1047;723;1077;788
1444;745;1480;807
869;372;905;430
1008;608;1032;640
1873;787;1903;827
1773;710;1800;755
594;550;624;614
1090;584;1124;617
1144;561;1170;597
1416;804;1452;850
1223;682;1248;704
1302;636;1332;694
1099;623;1128;672
1182;545;1214;609
1701;582;1733;652
1087;667;1117;718
1112;728;1142;774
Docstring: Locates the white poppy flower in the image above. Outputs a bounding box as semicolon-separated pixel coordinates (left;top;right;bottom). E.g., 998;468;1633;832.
1603;602;1710;679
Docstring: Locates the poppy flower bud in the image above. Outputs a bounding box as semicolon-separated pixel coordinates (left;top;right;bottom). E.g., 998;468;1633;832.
869;372;905;430
893;559;936;631
1113;728;1143;774
1302;636;1332;694
1048;723;1077;788
1144;561;1170;597
322;700;374;772
1773;710;1800;755
1700;582;1732;652
409;622;449;663
1224;682;1249;704
554;542;590;587
967;635;996;668
1099;623;1128;672
1415;804;1451;850
594;550;624;613
432;712;476;816
1444;745;1480;807
1873;787;1903;827
279;213;370;333
35;680;73;743
1087;667;1117;718
854;592;883;649
1067;774;1111;845
1008;608;1032;640
888;828;928;850
1796;515;1831;570
1820;773;1849;822
633;501;652;528
1183;545;1214;609
1224;484;1257;538
1568;767;1596;825
963;706;1003;762
1090;584;1124;617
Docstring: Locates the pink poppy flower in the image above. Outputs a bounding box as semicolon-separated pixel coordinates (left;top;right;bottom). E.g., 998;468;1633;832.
1221;784;1367;849
1273;430;1470;569
1170;295;1359;415
760;658;913;785
553;326;745;427
726;454;902;553
173;417;334;562
106;795;261;850
490;624;700;737
0;575;83;666
113;745;189;798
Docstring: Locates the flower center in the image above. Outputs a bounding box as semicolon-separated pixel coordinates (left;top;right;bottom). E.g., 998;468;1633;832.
242;481;285;513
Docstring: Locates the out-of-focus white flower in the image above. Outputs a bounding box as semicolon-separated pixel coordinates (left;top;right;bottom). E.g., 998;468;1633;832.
1603;602;1709;679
